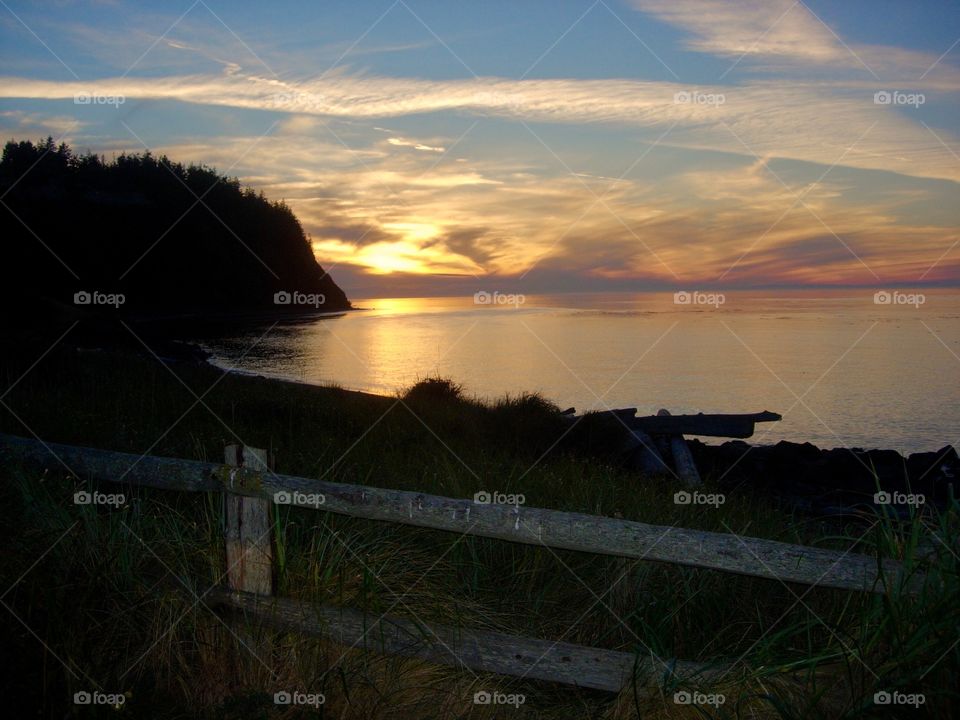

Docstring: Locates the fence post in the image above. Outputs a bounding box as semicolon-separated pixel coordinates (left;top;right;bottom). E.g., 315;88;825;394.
224;445;274;596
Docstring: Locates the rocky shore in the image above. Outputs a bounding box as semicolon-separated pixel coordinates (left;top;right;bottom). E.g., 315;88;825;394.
688;439;957;514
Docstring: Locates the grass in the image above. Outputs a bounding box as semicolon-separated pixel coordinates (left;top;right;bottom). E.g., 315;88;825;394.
0;339;957;718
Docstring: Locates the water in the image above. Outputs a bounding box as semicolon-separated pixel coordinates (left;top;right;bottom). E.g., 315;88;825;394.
202;290;960;454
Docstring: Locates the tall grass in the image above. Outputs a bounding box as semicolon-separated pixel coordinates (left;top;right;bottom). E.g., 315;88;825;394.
0;345;956;718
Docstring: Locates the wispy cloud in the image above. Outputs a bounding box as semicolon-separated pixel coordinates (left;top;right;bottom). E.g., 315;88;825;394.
387;136;445;152
128;128;958;287
2;71;958;182
633;0;843;63
632;0;958;82
0;110;81;137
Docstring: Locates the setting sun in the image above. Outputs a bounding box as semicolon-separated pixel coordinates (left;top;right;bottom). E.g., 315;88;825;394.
358;241;426;274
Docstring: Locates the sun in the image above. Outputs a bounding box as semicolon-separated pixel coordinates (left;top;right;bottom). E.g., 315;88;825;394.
312;221;484;275
357;223;441;274
359;241;425;274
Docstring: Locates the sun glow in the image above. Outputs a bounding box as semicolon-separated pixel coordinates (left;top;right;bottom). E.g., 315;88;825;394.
358;241;426;274
313;220;488;275
382;222;440;242
311;234;438;275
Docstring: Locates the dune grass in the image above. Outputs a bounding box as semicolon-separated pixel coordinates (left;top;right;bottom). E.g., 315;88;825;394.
0;342;957;718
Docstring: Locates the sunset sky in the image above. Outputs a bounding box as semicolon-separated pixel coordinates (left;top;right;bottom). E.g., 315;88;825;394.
1;0;958;296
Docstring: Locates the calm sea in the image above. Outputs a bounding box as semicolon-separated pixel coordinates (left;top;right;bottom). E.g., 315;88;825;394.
203;290;959;454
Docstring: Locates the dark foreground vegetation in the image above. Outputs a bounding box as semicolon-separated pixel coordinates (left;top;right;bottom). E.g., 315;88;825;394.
0;138;350;326
0;341;957;718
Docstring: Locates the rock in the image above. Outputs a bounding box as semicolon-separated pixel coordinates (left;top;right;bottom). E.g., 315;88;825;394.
686;439;956;513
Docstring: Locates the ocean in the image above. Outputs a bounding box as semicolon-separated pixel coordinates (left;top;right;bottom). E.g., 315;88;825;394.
203;290;959;454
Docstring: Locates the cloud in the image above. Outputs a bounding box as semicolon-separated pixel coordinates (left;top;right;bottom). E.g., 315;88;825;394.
433;227;502;268
633;0;843;63
277;115;322;134
2;71;957;183
631;0;958;83
66;126;954;288
0;110;81;138
387;136;445;152
539;157;960;286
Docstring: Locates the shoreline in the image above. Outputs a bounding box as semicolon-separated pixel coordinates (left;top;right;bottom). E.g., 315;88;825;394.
196;347;957;513
60;336;960;515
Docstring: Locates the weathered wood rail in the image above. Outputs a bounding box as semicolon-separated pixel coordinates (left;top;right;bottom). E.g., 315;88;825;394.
0;432;916;593
0;431;923;694
207;588;717;692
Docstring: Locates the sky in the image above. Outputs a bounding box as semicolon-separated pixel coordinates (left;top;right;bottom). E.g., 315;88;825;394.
1;0;958;297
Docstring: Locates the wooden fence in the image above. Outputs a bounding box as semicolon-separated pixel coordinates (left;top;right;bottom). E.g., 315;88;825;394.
0;432;921;693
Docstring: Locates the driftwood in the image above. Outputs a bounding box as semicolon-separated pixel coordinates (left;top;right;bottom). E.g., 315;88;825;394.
657;409;702;488
629;411;782;439
668;436;700;485
626;428;669;474
0;433;919;594
565;409;781;438
207;587;715;692
571;408;778;480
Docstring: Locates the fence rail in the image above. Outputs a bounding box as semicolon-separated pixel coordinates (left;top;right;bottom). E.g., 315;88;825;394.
0;432;923;693
0;433;915;594
206;587;716;692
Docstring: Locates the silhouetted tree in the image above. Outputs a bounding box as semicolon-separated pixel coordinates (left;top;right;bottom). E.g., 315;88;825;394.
0;139;350;321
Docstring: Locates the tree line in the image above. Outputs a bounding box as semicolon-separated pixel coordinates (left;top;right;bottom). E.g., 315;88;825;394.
0;138;350;323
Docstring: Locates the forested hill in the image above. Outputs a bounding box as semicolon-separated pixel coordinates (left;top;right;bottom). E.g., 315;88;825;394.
0;138;351;321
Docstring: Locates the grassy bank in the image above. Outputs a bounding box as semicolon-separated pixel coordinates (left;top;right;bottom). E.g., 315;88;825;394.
0;341;957;718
